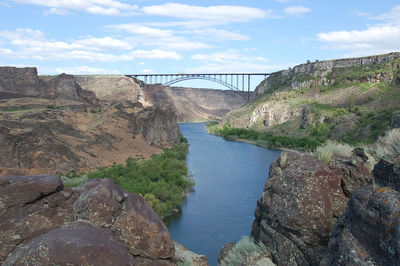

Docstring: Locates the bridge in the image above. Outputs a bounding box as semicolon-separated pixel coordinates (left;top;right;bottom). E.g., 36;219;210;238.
126;73;270;101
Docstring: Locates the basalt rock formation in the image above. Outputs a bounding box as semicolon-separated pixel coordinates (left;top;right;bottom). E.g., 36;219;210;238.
320;185;400;265
255;52;400;94
0;67;182;175
251;151;371;265
320;155;400;265
0;175;177;265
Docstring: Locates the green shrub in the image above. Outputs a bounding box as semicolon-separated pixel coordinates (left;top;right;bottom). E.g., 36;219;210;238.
375;128;400;162
220;236;269;266
313;141;354;164
86;143;191;219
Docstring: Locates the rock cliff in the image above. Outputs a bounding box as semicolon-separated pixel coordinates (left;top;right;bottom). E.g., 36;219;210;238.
0;175;206;265
218;52;400;144
251;150;371;265
0;67;182;175
255;52;400;94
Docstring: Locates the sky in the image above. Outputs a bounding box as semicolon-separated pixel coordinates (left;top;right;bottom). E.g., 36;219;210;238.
0;0;400;89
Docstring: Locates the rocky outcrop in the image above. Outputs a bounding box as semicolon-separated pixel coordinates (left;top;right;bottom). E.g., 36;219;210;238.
3;221;137;266
0;175;175;265
249;101;302;127
135;106;182;145
255;52;400;94
173;242;209;266
0;97;181;175
373;157;400;192
251;151;371;265
73;75;144;103
321;185;400;265
0;67;98;104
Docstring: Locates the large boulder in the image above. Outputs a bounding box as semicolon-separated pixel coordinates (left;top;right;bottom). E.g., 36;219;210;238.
251;151;371;265
3;221;136;266
373;156;400;192
321;185;400;265
0;175;77;262
0;176;176;264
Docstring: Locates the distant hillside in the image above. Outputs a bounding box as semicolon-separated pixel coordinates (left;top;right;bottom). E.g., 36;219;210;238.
211;52;400;148
148;86;247;122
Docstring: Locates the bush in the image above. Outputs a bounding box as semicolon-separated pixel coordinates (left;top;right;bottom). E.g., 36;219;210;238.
86;143;191;219
375;128;400;162
220;236;269;266
313;141;354;164
214;126;324;151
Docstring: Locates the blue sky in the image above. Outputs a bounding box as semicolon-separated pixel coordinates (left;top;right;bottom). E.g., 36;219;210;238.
0;0;399;88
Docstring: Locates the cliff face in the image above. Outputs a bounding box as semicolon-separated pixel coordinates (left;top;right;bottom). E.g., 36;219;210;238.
73;75;145;103
1;67;98;104
0;67;182;175
148;86;247;122
219;53;400;144
255;52;400;94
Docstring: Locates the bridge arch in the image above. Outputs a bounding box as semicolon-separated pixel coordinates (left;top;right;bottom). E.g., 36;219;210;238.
126;73;270;101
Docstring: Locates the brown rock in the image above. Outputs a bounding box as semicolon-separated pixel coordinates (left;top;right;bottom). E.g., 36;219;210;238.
329;152;371;198
251;152;349;265
218;242;235;264
73;178;125;227
321;185;400;265
0;175;63;209
112;193;175;259
0;175;77;262
174;241;209;266
3;221;135;266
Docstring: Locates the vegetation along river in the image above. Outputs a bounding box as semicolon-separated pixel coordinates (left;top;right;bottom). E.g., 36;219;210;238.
166;122;281;265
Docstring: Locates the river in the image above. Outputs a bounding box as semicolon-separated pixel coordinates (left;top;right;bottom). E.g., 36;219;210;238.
166;122;281;265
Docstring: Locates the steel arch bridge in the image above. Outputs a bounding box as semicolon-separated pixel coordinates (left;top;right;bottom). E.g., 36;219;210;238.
126;73;270;101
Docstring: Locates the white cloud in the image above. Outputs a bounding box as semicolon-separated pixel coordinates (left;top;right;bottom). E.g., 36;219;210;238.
187;62;287;73
284;6;311;15
0;28;182;62
0;47;12;55
73;37;132;51
142;3;269;24
10;0;139;16
51;65;121;75
189;50;274;73
191;28;249;41
192;50;268;63
372;5;400;24
141;69;156;74
316;5;400;56
107;25;173;38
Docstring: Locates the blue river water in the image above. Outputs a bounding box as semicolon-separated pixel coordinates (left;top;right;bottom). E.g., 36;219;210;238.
166;122;281;265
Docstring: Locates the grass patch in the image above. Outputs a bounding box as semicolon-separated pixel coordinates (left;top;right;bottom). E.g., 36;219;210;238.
220;236;269;266
2;106;26;112
214;126;324;151
375;128;400;163
313;141;354;164
62;143;192;219
342;109;397;144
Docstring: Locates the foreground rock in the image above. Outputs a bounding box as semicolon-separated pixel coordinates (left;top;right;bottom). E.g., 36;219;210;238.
0;175;176;264
321;185;400;265
373;156;400;192
251;151;371;265
3;221;136;266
